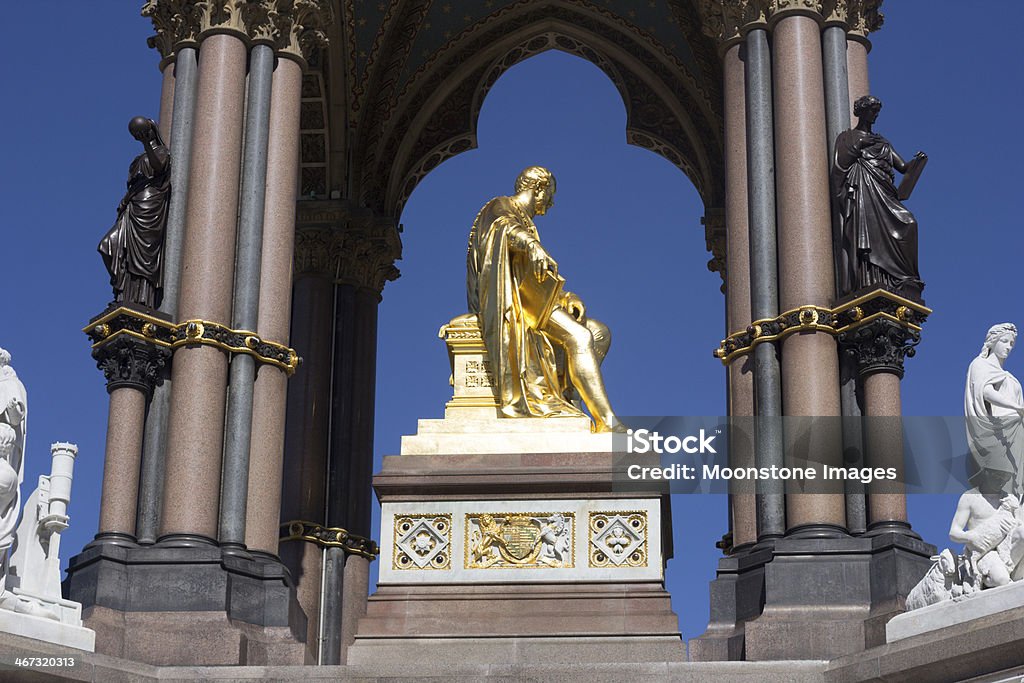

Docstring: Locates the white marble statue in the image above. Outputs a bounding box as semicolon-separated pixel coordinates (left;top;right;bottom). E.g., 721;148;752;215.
905;324;1024;611
965;323;1024;495
0;347;27;602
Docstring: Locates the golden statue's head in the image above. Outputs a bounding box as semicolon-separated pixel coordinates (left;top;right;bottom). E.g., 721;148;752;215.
514;166;556;216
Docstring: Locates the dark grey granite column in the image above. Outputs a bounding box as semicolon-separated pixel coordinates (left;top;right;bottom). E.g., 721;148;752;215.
320;214;400;665
744;26;785;541
280;245;335;653
219;42;275;552
245;55;304;556
823;18;868;535
137;45;198;545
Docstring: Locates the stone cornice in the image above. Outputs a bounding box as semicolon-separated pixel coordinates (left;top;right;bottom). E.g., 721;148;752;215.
142;0;332;66
294;201;402;295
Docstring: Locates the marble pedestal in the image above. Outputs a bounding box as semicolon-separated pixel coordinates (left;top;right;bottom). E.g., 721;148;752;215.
348;413;684;665
0;588;95;651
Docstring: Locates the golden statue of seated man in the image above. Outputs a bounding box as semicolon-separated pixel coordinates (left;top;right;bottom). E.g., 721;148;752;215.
466;166;623;432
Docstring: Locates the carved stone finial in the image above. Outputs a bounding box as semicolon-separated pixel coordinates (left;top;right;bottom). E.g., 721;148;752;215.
274;0;333;67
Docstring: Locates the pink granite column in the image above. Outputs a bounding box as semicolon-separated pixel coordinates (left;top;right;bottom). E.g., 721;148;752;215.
846;37;871;126
159;32;248;544
158;59;175;144
771;11;846;533
723;43;756;550
97;387;146;541
245;57;304;555
862;372;908;528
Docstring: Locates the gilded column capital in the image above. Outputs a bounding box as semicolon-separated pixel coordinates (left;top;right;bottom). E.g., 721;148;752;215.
703;209;727;292
142;0;204;62
295;200;402;295
696;1;771;53
273;0;333;68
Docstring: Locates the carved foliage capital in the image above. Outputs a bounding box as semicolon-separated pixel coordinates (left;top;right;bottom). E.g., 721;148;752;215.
696;0;771;46
703;210;727;291
294;206;403;294
845;0;884;37
142;0;331;57
273;0;333;65
142;0;204;58
839;319;919;379
93;335;172;395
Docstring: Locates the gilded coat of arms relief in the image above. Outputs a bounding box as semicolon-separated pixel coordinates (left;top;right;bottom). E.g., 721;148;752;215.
466;512;574;569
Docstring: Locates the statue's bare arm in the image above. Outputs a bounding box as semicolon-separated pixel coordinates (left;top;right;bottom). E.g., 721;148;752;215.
949;493;976;546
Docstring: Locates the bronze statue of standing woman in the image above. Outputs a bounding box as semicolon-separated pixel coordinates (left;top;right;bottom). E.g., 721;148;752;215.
98;117;170;309
831;95;927;301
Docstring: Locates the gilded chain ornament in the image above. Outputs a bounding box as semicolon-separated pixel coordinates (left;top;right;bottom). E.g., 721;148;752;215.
85;306;299;376
714;289;930;365
279;520;379;559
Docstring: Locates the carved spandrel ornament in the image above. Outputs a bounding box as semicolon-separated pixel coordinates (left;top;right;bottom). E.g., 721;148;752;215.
831;96;927;302
98;117;170;310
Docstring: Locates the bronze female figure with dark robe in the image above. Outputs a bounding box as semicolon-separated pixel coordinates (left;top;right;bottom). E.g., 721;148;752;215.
98;116;170;309
832;95;926;301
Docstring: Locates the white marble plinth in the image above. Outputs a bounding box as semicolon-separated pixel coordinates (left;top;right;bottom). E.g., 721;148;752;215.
380;497;662;584
0;593;95;651
400;412;619;455
886;579;1024;642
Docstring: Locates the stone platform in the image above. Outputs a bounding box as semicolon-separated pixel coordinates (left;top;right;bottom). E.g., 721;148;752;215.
7;603;1024;681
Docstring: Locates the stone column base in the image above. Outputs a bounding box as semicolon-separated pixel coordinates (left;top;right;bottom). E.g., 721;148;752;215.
692;532;934;661
62;543;309;665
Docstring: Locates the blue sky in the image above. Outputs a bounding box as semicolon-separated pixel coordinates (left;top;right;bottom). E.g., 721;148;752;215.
0;2;1021;642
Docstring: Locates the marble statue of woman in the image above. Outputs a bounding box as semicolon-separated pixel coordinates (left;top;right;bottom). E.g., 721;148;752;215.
965;324;1024;495
0;347;27;594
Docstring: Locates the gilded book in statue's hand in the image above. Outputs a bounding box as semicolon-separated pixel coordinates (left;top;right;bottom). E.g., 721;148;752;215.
897;152;928;201
518;270;564;331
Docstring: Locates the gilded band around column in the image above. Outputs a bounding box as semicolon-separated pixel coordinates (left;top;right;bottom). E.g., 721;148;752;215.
713;289;931;365
86;306;299;376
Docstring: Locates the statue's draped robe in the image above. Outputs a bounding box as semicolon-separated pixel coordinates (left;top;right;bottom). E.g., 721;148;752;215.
467;196;582;419
98;150;170;309
0;369;27;559
965;355;1024;494
832;129;921;297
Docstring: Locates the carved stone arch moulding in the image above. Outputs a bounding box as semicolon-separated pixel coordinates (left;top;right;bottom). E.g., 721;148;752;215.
359;2;724;219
